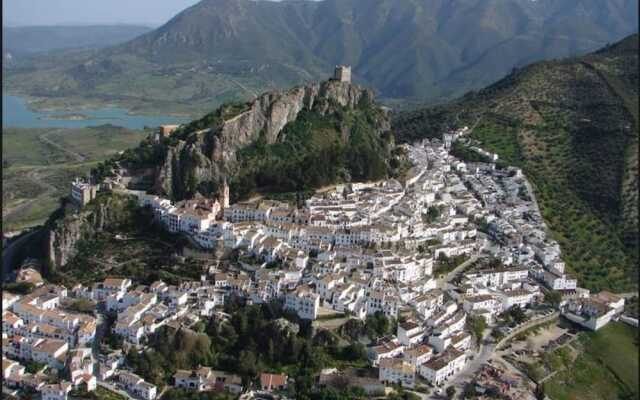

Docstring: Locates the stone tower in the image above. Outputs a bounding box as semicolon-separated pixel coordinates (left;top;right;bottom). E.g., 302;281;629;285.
334;65;352;83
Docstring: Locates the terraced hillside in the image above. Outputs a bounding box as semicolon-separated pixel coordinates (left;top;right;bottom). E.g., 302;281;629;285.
394;34;639;292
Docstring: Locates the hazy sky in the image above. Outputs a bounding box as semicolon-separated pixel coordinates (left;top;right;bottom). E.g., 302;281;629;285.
3;0;202;27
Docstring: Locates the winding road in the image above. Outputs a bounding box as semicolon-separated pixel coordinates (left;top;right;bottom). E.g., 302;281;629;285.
39;129;87;162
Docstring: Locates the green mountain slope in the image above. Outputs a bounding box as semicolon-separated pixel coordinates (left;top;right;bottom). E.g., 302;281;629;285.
394;34;639;292
3;0;638;116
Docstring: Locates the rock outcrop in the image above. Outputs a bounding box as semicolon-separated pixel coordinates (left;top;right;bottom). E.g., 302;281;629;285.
154;79;377;200
44;195;135;270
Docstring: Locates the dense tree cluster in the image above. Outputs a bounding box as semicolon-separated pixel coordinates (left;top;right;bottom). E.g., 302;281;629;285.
126;303;377;398
230;105;392;202
500;305;528;327
450;141;492;164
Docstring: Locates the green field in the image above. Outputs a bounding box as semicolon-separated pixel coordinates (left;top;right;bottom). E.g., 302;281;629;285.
2;125;147;231
543;322;639;400
95;386;127;400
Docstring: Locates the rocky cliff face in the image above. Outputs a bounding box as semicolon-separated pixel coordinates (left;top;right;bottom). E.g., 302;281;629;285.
154;79;377;199
44;195;135;270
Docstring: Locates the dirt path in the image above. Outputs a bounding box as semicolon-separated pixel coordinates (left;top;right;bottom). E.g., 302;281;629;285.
39;129;87;162
228;77;258;99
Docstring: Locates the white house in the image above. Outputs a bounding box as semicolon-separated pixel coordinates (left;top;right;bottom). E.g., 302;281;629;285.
403;344;433;367
501;289;536;310
119;372;157;400
284;285;320;320
397;321;424;346
419;348;466;386
174;367;243;394
32;339;68;369
379;358;416;388
367;338;404;366
40;381;72;400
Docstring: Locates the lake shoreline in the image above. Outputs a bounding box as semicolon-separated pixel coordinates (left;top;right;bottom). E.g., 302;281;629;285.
39;113;92;121
3;90;194;118
2;93;190;130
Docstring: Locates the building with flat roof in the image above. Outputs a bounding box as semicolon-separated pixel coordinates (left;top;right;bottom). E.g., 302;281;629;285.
70;179;97;206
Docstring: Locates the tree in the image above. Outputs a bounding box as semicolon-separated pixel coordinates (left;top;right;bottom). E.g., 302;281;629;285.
509;305;527;324
340;319;364;341
3;282;34;295
365;312;391;339
462;382;477;399
470;316;487;345
266;338;275;364
446;386;456;399
238;350;258;385
25;361;45;374
534;385;546;400
422;206;441;224
341;342;367;362
544;290;562;308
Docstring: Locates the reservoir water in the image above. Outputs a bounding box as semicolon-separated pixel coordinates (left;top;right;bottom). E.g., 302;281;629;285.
2;94;189;129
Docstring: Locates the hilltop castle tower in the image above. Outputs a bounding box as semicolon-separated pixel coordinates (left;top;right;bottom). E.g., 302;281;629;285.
334;65;352;83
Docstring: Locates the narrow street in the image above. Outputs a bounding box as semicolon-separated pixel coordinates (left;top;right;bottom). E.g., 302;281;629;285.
92;313;108;375
441;333;497;397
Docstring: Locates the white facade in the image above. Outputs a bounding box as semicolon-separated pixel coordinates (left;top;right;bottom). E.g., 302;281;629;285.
379;358;416;388
419;349;466;386
284;286;320;320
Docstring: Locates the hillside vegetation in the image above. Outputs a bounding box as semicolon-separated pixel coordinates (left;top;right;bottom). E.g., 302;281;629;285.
394;34;639;292
3;0;637;116
231;103;395;201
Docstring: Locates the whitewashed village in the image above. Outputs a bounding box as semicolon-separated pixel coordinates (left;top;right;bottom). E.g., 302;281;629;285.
3;110;633;400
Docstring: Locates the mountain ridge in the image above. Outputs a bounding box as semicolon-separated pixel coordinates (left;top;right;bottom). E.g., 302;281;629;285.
4;0;638;115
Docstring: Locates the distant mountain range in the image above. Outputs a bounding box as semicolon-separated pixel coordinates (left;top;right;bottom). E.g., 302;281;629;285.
2;25;152;56
3;0;638;115
394;34;639;292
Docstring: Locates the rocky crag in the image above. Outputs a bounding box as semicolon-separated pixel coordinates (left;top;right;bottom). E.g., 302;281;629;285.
43;79;395;270
44;194;136;270
153;79;386;200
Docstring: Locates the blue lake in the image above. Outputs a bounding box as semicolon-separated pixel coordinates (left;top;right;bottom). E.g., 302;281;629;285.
2;94;189;129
